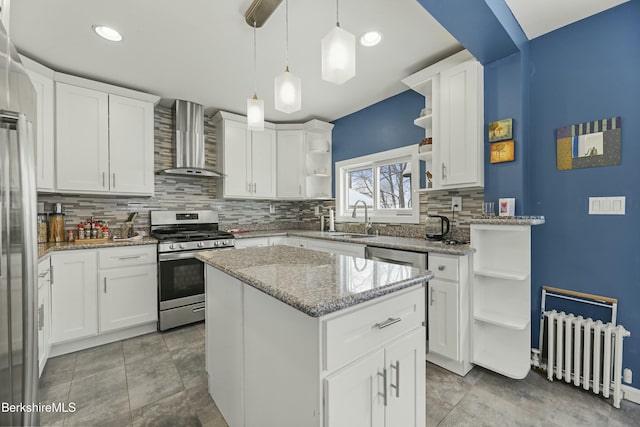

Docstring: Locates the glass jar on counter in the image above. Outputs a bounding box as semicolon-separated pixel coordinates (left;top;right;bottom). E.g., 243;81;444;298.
37;213;48;243
66;229;75;242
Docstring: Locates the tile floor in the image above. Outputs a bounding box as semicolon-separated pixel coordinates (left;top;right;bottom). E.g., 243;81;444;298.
39;323;640;426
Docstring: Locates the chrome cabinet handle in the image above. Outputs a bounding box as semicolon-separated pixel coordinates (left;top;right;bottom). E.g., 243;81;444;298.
390;361;400;398
378;369;388;407
118;255;142;260
112;173;116;188
38;304;44;330
430;288;435;306
299;184;302;195
441;163;446;179
438;265;445;271
374;317;401;329
253;183;257;193
49;266;54;284
102;172;106;187
103;277;107;293
192;307;205;313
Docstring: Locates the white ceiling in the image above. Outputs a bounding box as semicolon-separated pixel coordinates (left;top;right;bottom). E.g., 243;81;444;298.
10;0;462;122
505;0;629;40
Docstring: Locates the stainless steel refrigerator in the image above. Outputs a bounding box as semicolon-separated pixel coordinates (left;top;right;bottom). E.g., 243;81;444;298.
1;13;39;427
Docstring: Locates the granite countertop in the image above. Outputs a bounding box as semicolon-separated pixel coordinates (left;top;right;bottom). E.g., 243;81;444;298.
469;216;545;226
38;236;158;259
232;230;475;256
197;245;433;317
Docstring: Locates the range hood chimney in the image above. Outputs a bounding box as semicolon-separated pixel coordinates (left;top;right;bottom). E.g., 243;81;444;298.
159;100;224;178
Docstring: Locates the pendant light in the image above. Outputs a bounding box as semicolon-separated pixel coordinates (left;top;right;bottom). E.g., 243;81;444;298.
321;0;356;85
274;0;301;113
247;20;264;131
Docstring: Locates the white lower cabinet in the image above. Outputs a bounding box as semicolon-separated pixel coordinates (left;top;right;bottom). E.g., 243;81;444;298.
99;265;157;333
49;245;157;353
37;258;52;376
205;266;425;427
426;253;472;376
325;328;425;427
234;237;272;249
50;251;99;343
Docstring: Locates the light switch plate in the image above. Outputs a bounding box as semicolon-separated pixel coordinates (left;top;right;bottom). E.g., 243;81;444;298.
589;196;625;215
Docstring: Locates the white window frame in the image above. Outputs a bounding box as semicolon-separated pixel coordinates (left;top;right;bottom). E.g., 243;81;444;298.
335;145;420;224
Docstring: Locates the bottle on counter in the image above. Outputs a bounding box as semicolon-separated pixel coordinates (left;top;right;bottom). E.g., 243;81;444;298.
77;223;85;240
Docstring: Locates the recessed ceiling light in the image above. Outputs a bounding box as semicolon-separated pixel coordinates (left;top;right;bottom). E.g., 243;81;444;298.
92;25;123;42
359;31;382;47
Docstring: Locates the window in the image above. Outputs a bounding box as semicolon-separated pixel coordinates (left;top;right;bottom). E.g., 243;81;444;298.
336;146;419;224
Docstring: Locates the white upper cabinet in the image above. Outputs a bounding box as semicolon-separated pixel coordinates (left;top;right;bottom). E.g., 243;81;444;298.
439;60;483;188
56;82;110;193
215;111;332;200
276;130;305;198
403;50;484;191
108;94;155;195
214;111;276;199
21;56;55;192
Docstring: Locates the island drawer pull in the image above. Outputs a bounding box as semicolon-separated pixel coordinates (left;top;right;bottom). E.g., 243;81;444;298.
192;306;205;313
374;317;401;329
438;265;445;271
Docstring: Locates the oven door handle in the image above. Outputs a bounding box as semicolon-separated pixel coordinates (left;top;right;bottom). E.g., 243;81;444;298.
159;252;199;261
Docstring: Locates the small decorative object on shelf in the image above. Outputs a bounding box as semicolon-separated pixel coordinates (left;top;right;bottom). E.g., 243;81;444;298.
498;198;515;217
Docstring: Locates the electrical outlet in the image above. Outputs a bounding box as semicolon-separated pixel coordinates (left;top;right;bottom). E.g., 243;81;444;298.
269;204;276;214
623;368;632;384
451;196;462;212
314;206;320;215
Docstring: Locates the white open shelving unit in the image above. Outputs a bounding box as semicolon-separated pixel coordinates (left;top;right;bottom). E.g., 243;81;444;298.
470;223;535;379
304;123;333;199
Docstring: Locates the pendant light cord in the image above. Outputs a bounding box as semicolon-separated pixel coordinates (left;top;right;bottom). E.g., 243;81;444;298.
336;0;340;27
285;0;289;69
253;20;257;96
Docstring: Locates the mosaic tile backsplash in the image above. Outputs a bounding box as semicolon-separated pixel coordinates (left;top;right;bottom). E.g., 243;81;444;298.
38;105;484;239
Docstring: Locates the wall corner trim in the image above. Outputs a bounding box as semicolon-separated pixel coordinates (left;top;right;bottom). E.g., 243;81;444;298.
622;384;640;404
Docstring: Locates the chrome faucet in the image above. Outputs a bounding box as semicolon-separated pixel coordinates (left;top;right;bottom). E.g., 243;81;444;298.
352;200;373;234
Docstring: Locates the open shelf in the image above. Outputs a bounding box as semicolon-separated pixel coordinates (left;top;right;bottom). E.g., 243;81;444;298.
414;115;432;129
472;322;531;379
474;268;528;281
474;309;529;330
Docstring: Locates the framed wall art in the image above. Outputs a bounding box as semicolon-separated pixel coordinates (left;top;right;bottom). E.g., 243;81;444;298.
490;140;515;163
489;118;513;142
556;117;621;170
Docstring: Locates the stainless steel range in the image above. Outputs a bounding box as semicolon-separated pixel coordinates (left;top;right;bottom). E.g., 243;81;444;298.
151;210;234;331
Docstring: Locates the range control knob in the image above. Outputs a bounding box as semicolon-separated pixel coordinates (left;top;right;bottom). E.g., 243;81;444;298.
214;241;221;247
197;242;204;248
169;244;176;250
222;240;228;246
179;243;187;249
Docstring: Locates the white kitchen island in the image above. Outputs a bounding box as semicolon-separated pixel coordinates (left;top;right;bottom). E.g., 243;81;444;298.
197;245;432;427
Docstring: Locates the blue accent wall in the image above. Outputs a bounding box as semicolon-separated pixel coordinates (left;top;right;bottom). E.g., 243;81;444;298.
527;1;640;387
332;90;425;194
483;52;525;213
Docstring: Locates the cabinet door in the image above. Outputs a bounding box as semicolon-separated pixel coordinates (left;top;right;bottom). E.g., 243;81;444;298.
37;270;50;377
439;60;481;187
251;128;277;198
55;82;110;193
50;251;98;343
108;95;155;195
234;237;271;249
324;348;385;427
222;120;251;197
385;329;426;427
276;130;305;198
25;69;55;192
99;265;157;333
428;278;459;360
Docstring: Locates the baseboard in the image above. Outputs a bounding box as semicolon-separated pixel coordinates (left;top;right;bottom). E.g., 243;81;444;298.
622;385;640;404
426;352;473;377
49;322;157;358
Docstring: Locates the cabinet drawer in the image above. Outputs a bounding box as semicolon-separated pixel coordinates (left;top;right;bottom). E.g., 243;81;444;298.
323;287;424;372
98;245;157;269
429;254;458;282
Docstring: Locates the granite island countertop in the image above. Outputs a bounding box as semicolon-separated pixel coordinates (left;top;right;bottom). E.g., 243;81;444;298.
38;236;158;259
197;245;433;317
232;230;475;256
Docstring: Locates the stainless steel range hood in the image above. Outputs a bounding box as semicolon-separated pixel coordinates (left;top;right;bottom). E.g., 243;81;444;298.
159;100;224;178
